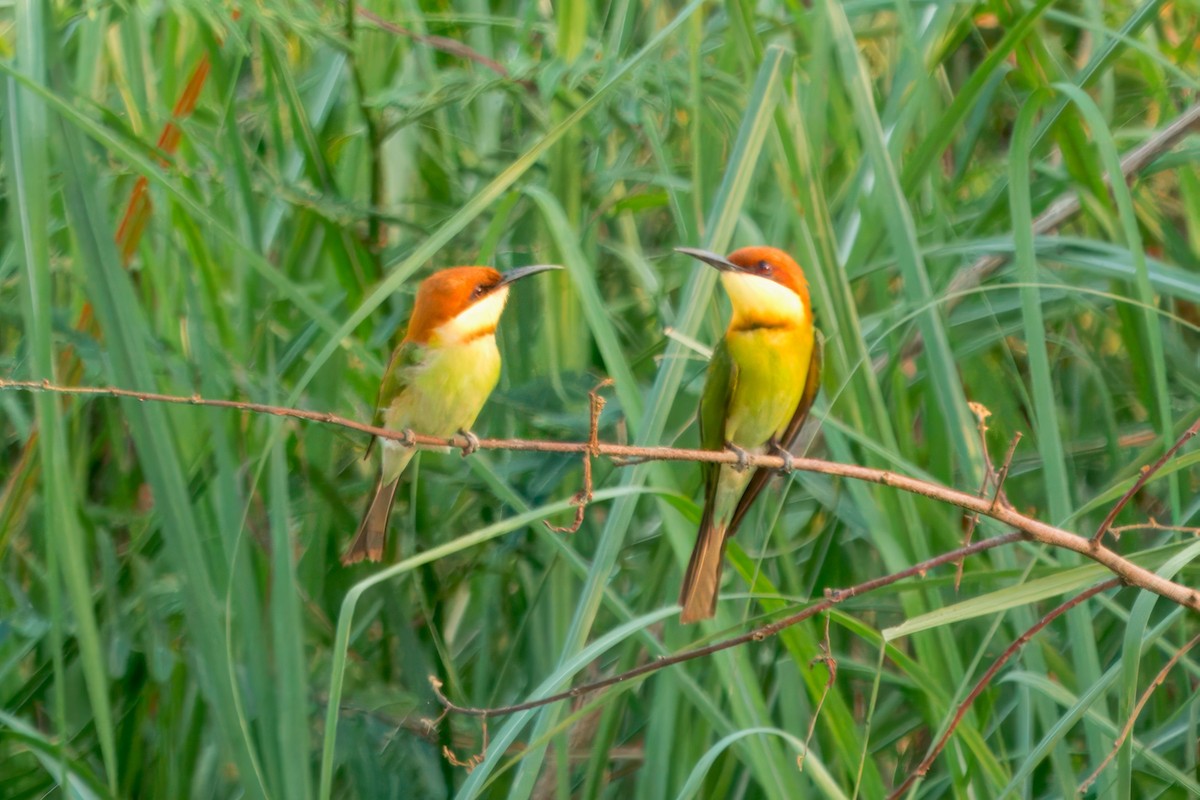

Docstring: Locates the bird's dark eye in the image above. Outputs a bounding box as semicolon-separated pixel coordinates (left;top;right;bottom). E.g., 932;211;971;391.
758;260;772;274
472;284;487;298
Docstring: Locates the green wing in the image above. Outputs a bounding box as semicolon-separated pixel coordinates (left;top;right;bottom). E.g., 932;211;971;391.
364;340;422;459
698;337;738;491
727;332;822;536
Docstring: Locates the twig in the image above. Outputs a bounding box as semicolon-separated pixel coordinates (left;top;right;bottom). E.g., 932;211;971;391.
1093;413;1200;543
960;404;998;588
989;434;1021;514
428;677;490;772
798;613;837;772
959;431;1020;593
545;380;611;534
1109;520;1200;538
441;727;488;773
3;379;1199;612
889;578;1121;799
1078;629;1200;793
426;532;1027;719
958;405;1020;590
353;5;536;92
889;101;1200;371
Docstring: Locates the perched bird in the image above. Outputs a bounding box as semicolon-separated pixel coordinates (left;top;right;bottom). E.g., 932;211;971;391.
342;264;560;564
675;246;821;623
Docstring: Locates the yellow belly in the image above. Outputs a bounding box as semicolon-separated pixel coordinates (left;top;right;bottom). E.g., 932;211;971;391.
378;335;502;482
708;324;813;527
385;335;502;436
723;325;813;448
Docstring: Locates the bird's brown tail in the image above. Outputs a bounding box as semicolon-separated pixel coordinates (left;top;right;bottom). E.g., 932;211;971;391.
342;475;400;565
678;506;729;624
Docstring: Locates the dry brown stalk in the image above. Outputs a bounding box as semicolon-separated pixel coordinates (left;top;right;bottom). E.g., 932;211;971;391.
889;578;1122;799
2;377;1196;611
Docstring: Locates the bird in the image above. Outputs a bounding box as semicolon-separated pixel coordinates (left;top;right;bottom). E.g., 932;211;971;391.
342;263;561;565
675;246;821;623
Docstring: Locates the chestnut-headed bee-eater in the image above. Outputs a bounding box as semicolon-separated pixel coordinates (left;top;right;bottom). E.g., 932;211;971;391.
675;246;821;623
342;264;561;565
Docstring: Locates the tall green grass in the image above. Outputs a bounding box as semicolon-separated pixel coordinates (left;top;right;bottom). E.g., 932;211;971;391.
2;1;1199;798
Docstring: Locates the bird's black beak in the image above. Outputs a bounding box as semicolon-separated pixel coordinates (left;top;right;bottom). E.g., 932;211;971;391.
497;264;562;287
675;247;742;273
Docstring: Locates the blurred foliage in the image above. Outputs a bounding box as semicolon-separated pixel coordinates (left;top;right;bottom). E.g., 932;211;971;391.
2;0;1200;797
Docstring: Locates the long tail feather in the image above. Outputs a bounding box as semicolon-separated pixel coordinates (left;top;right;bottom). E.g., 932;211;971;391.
342;475;400;564
678;502;729;624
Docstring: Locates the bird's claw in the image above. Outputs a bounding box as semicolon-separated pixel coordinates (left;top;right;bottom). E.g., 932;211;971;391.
457;428;480;457
769;440;794;473
726;442;751;473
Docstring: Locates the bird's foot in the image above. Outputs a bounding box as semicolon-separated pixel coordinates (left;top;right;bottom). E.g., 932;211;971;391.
768;439;794;473
457;428;480;457
726;442;751;472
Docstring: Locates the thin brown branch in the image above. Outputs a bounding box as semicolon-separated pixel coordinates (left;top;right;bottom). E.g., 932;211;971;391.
1109;520;1200;538
1093;413;1200;543
989;433;1021;514
545;380;611;534
958;406;1020;590
889;578;1122;799
353;5;536;92
427;532;1027;719
441;728;487;772
889;100;1200;370
957;433;992;591
3;379;1199;612
798;613;836;772
1078;628;1200;793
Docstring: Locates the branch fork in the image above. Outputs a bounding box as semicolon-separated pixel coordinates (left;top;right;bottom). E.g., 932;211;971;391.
545;379;611;535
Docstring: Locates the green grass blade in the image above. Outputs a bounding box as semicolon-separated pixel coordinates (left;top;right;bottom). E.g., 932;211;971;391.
677;727;847;800
823;0;982;479
289;0;709;409
482;42;796;800
5;4;118;790
55;110;269;800
317;486;652;800
524;185;643;429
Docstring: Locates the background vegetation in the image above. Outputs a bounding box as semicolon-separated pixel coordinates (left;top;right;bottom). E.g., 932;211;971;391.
2;0;1199;797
